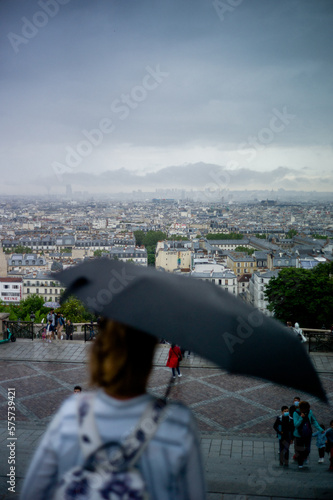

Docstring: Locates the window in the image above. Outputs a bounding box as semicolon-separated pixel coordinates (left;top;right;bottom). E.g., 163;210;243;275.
4;285;9;289
225;280;228;285
45;289;47;294
55;289;57;294
49;289;53;294
27;288;30;293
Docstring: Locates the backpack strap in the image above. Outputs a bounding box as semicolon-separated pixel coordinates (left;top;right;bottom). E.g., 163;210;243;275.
77;393;103;459
77;378;174;467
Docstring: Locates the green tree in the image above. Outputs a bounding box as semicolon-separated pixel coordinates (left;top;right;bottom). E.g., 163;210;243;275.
94;249;103;257
60;296;93;322
133;230;145;246
134;230;167;266
0;294;49;321
169;235;188;241
206;233;243;240
312;234;328;240
255;233;267;239
286;229;298;239
13;245;33;254
143;230;167;247
234;246;255;255
265;266;333;328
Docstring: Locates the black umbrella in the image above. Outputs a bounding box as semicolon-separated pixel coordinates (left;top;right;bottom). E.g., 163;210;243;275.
56;259;327;402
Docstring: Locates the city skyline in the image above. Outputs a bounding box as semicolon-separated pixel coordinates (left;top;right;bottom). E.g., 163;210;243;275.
1;0;332;195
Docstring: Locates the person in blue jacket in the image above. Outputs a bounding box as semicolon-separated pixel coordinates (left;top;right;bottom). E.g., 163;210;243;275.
293;400;323;469
312;424;326;463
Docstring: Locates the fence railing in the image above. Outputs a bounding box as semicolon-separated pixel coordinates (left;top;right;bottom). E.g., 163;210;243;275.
1;321;100;341
2;322;332;351
301;329;333;353
2;321;34;340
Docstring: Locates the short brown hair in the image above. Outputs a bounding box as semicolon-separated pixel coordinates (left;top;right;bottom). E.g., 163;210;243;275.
299;401;310;413
90;319;157;398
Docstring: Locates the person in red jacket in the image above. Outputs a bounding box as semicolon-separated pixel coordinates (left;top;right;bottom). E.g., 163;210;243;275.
166;343;182;378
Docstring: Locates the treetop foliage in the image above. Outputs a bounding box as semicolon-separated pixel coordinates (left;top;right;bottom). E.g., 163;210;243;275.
264;263;333;328
206;232;243;240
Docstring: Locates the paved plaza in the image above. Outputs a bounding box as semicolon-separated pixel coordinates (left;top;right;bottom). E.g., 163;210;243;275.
0;340;332;499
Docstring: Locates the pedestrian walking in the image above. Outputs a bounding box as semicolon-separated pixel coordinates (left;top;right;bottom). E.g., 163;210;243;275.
21;319;205;499
312;424;326;463
55;313;64;340
289;396;300;418
293;401;324;469
166;343;183;378
45;320;54;343
273;406;294;466
65;319;74;340
58;313;65;339
47;309;55;340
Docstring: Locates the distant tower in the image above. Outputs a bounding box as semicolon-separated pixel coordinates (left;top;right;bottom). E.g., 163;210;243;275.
0;243;8;277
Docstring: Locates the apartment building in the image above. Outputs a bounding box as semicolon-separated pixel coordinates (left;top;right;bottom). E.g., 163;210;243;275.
109;247;148;266
8;254;49;273
156;248;192;272
191;263;238;295
248;270;279;316
226;252;257;276
22;272;63;301
0;277;22;304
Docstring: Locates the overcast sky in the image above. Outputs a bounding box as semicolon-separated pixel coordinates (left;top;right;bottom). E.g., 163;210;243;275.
1;0;332;195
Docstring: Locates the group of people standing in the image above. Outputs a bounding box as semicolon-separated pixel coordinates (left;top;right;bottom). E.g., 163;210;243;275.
273;396;333;470
43;309;74;342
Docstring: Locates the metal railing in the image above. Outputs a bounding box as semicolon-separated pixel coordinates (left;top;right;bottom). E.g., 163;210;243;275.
2;321;34;340
305;331;333;353
83;323;99;342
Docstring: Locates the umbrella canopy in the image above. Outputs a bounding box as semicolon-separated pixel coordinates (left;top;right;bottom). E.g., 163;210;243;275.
56;259;327;402
43;301;60;309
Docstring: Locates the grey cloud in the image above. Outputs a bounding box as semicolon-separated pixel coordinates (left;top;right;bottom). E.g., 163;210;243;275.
1;0;332;194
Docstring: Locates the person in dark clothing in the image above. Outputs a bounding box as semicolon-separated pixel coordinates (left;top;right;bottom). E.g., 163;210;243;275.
293;401;323;468
273;405;294;466
289;396;300;418
65;319;74;340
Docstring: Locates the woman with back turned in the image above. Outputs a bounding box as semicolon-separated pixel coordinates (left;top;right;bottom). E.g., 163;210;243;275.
20;319;205;499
